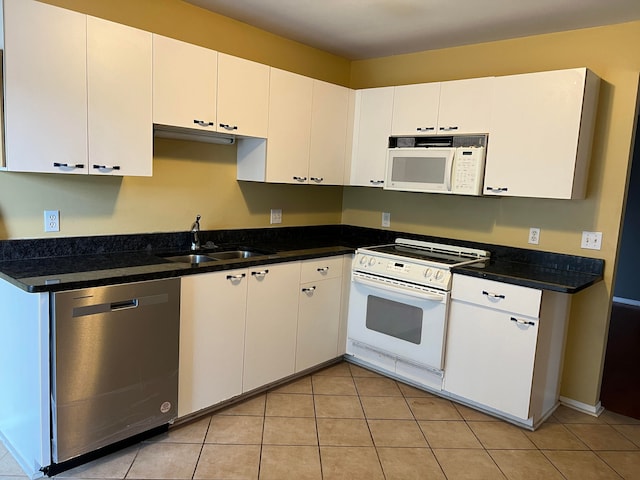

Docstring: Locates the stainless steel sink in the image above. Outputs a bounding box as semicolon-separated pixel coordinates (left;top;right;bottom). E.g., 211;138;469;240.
163;254;218;264
210;250;265;260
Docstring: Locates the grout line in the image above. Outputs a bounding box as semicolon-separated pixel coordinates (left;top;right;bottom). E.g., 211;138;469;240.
190;415;213;480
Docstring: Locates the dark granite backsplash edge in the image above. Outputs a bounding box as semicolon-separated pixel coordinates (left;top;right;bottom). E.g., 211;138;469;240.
0;224;604;277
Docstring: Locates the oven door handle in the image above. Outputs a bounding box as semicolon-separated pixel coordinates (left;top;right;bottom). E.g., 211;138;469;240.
352;274;446;303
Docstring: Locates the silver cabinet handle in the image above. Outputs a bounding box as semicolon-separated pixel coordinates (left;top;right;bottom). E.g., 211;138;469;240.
317;267;329;273
226;273;246;281
310;177;324;183
510;317;535;326
439;126;459;131
369;180;384;185
194;119;214;127
416;127;435;131
54;162;84;169
485;186;508;193
93;164;121;171
302;286;316;293
482;290;505;299
219;123;238;131
251;270;269;278
293;176;307;182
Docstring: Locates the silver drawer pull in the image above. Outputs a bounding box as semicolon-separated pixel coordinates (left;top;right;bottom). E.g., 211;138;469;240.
251;270;269;277
226;273;246;281
219;123;238;131
317;267;329;273
293;176;307;182
53;162;84;169
439;126;459;131
93;164;121;171
194;119;214;127
370;179;384;185
485;186;508;193
302;286;316;293
510;317;535;326
482;290;505;299
416;127;435;131
310;177;324;183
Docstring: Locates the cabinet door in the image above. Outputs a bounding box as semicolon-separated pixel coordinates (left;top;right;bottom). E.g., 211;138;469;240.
349;87;394;187
179;269;248;417
484;68;597;199
444;299;539;419
296;276;343;372
309;80;350;185
437;77;493;134
87;16;152;176
3;0;88;174
243;262;301;392
266;68;313;183
391;83;440;136
152;34;217;131
217;53;270;138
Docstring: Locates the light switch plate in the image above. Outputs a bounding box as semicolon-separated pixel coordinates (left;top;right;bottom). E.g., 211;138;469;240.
581;231;602;250
382;212;391;228
270;208;282;224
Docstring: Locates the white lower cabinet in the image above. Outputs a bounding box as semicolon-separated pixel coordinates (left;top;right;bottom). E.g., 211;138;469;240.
443;274;570;425
178;269;248;417
243;262;301;392
296;256;344;372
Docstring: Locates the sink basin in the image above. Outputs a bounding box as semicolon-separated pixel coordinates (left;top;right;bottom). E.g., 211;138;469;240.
210;250;265;260
163;254;218;264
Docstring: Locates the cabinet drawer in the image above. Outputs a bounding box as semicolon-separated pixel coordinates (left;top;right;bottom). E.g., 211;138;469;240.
300;256;343;283
451;274;541;317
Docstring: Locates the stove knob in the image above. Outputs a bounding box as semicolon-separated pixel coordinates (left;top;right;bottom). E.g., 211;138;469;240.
435;270;444;281
359;255;368;265
424;268;433;278
368;257;377;267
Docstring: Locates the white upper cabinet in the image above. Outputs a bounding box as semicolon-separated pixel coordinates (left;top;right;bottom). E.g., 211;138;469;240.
2;0;88;174
484;68;600;199
217;53;270;138
437;77;493;134
309;80;350;185
349;86;394;187
152;34;217;131
87;17;153;176
391;83;440;135
265;68;313;183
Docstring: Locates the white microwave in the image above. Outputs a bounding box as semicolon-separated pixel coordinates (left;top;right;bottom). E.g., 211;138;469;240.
385;135;487;195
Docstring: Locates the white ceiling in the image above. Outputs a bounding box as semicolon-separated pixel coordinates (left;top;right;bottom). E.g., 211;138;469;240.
183;0;640;60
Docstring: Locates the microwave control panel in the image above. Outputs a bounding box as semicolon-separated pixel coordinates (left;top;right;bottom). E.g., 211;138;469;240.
451;147;485;196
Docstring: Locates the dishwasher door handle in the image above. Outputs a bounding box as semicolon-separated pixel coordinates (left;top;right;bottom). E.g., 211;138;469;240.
110;299;139;311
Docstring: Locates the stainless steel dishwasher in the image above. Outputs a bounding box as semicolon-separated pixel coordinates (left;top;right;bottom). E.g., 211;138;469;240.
51;278;180;463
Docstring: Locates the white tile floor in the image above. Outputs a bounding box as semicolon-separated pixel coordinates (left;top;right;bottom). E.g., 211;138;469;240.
1;361;640;479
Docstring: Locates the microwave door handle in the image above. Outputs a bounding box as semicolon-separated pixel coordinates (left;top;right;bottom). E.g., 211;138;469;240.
446;152;455;191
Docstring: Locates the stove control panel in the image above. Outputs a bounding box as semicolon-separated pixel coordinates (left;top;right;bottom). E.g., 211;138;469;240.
354;252;451;290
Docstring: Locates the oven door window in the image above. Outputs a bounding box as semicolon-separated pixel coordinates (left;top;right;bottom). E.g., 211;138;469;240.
365;295;422;344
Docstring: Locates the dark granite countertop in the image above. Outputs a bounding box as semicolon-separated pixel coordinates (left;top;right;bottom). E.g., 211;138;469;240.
0;225;604;294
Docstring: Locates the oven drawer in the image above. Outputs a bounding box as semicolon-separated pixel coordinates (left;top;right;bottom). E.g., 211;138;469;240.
451;274;541;317
300;256;343;283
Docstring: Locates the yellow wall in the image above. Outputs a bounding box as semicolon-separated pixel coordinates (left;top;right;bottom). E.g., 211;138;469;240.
1;0;638;409
0;0;347;239
346;22;640;407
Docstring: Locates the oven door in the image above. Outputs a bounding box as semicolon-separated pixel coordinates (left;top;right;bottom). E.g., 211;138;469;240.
347;271;449;370
384;148;455;193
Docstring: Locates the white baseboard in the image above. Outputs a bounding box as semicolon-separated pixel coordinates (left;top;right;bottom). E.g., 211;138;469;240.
612;297;640;307
559;396;604;417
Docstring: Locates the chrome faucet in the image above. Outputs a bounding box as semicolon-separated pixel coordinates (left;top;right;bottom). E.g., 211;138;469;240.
190;214;201;251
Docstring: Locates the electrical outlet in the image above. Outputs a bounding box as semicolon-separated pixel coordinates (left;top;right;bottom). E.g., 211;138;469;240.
528;227;540;245
44;210;60;232
382;212;391;228
581;231;602;250
270;208;282;224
